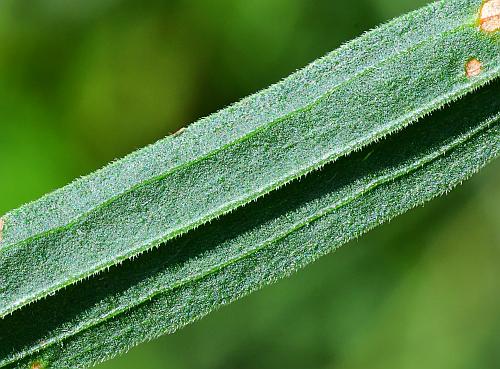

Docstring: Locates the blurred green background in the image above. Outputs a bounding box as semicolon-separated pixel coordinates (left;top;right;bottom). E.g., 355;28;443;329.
1;0;499;368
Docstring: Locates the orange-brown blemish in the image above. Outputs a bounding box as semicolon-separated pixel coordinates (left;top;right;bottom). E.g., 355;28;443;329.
0;218;4;243
480;0;500;32
31;361;43;369
466;58;482;77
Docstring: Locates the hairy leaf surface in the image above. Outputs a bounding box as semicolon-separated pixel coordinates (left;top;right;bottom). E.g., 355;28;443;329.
1;76;499;369
0;0;499;317
0;0;499;367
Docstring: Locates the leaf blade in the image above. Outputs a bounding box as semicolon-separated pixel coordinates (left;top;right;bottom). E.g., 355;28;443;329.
1;0;499;317
1;78;499;369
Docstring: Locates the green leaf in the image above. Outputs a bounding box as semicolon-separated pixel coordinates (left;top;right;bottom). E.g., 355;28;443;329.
1;76;499;369
0;0;499;367
1;0;498;318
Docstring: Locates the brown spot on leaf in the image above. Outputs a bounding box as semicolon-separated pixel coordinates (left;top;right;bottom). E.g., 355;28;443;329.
466;58;482;77
480;0;500;32
31;361;43;369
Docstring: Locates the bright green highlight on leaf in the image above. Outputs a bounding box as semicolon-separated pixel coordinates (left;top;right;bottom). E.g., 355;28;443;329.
0;0;499;368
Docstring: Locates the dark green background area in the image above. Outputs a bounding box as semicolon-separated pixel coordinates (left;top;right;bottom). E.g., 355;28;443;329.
0;1;499;368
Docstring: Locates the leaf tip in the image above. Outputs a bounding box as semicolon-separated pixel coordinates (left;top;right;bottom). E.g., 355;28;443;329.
465;58;483;78
479;0;500;32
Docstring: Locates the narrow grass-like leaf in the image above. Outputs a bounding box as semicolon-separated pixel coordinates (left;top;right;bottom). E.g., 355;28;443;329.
0;0;499;318
1;78;499;369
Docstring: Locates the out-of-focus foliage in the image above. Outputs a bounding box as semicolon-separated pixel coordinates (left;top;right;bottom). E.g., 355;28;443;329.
0;1;498;369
